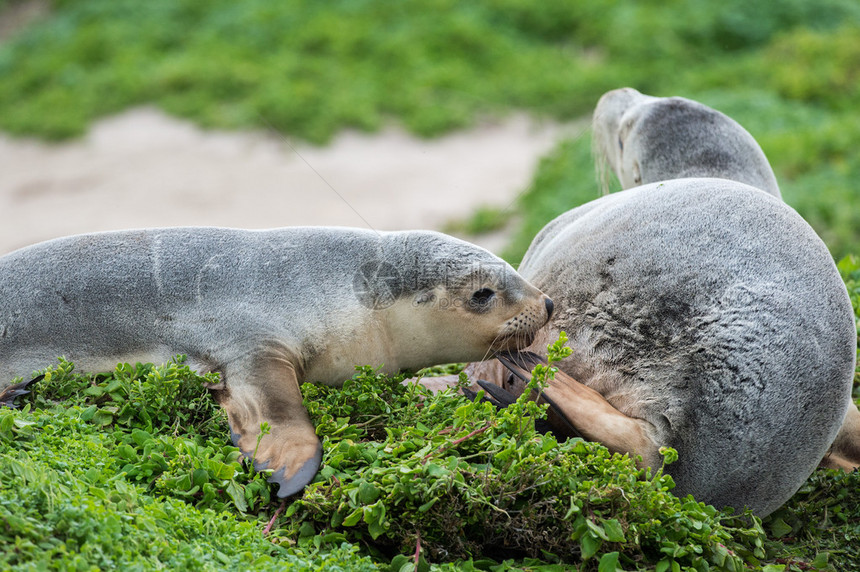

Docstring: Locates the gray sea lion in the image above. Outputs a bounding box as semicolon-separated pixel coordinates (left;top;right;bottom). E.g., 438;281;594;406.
0;226;553;497
464;88;856;517
513;180;855;516
592;87;782;198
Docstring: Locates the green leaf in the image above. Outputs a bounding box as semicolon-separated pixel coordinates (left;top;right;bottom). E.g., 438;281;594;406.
368;517;385;540
580;532;601;559
389;555;411;572
417;499;437;512
225;480;247;512
838;254;859;277
602;519;626;543
768;517;793;538
811;552;830;568
192;468;209;487
92;410;115;426
80;405;98;421
358;481;381;504
210;461;235;481
84;385;105;397
659;446;679;465
131;429;153;446
598;551;620;572
587;518;610;541
342;508;363;527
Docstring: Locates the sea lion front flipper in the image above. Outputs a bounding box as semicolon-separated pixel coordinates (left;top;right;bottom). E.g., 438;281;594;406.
214;352;322;498
475;379;517;408
495;353;582;439
498;352;661;468
0;375;45;409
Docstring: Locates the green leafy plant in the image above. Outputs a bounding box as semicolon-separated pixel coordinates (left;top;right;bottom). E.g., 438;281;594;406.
0;359;377;570
2;2;860;568
278;336;766;571
2;316;860;569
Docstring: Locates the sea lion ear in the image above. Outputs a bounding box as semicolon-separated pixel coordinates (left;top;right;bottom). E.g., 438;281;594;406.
413;289;437;305
214;353;323;498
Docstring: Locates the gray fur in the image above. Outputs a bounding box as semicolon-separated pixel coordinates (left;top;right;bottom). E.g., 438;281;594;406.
520;179;854;516
593;88;781;198
509;87;858;516
0;227;528;381
0;225;551;496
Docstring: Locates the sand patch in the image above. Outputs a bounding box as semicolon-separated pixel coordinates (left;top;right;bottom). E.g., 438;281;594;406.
0;107;577;255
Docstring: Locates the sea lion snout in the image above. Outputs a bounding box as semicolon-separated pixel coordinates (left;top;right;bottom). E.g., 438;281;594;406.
488;289;553;353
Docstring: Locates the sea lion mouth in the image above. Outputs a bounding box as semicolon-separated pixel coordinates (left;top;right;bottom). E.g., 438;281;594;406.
490;330;537;354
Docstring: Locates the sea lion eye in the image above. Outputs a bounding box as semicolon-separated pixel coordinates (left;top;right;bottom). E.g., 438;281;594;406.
469;288;496;311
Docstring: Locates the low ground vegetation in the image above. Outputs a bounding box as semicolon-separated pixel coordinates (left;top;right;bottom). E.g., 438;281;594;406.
1;291;859;570
1;2;859;568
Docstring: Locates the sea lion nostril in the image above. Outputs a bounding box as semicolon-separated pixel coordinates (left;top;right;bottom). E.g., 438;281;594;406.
544;297;554;319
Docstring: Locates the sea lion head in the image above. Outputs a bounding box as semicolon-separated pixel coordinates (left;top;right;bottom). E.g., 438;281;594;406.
372;231;554;369
592;87;781;197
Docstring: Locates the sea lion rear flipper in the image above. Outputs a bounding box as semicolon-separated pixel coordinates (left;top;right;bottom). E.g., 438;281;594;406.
0;374;45;409
497;352;661;468
496;351;544;384
821;403;860;471
214;352;322;498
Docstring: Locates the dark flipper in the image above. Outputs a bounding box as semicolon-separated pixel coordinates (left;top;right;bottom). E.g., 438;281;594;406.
498;351;661;467
476;379;518;408
0;375;45;409
461;386;479;402
496;352;584;440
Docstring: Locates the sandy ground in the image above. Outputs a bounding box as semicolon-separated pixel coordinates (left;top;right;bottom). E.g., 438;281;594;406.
0;107;579;256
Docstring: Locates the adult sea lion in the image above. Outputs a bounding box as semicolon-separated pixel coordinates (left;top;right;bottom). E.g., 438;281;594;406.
0;226;554;497
513;180;855;517
469;89;856;516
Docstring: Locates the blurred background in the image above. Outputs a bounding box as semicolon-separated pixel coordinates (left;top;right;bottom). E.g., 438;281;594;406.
1;0;858;265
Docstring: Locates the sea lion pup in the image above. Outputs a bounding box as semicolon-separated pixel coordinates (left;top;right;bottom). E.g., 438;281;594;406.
592;87;782;198
0;226;553;497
